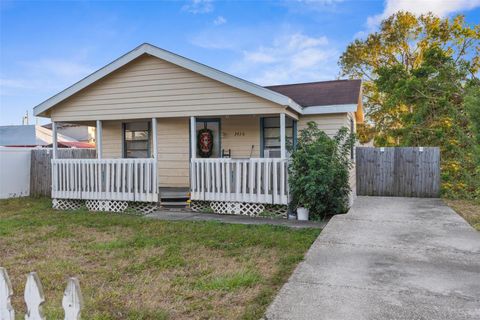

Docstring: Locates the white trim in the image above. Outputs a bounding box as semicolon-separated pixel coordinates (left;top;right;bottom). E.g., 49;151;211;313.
190;117;196;159
52;122;57;159
96;120;102;159
34;43;302;117
301;104;358;115
280;113;286;159
151;118;157;161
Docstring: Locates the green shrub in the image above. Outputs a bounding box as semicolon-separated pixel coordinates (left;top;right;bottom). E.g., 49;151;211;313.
289;122;355;220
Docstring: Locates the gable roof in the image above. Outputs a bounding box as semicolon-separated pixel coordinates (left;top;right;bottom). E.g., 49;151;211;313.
34;43;302;117
265;79;361;107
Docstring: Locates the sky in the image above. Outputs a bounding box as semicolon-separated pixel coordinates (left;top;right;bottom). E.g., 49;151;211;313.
1;0;479;126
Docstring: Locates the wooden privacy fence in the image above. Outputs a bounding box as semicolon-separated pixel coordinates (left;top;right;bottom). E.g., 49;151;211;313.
0;267;83;320
30;149;96;197
356;147;440;197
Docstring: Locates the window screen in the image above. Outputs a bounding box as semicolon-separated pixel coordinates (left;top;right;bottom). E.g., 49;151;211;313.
123;122;150;158
262;117;295;157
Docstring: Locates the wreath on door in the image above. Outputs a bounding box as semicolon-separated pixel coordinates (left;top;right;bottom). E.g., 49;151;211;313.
197;126;214;158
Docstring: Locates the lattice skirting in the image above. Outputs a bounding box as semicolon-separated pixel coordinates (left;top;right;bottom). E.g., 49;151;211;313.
189;201;212;213
190;200;287;218
129;202;158;215
52;199;84;210
85;200;128;212
52;199;157;215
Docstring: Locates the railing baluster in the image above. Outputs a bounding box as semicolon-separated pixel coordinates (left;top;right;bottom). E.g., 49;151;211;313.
206;160;210;200
235;162;241;202
272;159;278;204
280;160;286;204
215;160;221;201
211;161;216;200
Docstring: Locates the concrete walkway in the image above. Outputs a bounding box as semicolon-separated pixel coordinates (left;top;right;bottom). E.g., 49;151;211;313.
146;210;325;229
266;197;480;320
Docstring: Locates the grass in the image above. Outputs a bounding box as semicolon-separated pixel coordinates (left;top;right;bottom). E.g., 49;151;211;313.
444;198;480;231
0;197;320;319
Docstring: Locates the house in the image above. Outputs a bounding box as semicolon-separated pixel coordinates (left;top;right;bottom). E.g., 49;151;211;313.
43;122;96;143
33;43;363;214
0;124;93;148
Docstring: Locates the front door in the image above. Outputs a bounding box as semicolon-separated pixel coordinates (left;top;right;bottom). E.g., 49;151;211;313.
196;118;221;158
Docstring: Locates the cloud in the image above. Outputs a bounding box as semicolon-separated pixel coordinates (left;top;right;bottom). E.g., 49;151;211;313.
182;0;214;14
213;16;226;25
367;0;480;30
232;32;338;85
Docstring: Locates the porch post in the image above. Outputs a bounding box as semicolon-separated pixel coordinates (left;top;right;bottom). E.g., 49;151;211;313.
190;116;196;158
96;120;102;159
52;121;58;159
151;118;158;160
280;113;286;159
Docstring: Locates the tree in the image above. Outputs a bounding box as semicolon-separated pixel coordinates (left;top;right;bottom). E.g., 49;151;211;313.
339;12;479;145
339;12;480;199
374;46;480;198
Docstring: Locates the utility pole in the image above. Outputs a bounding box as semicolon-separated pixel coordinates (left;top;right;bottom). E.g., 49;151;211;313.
22;110;29;125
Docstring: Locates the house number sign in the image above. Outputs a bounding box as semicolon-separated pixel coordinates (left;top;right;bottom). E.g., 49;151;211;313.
234;131;245;136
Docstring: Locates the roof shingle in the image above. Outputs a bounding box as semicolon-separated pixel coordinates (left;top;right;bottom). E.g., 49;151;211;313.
265;79;361;107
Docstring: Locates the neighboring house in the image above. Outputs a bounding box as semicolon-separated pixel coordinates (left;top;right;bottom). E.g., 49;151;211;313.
0;124;93;148
33;43;363;213
42;122;96;143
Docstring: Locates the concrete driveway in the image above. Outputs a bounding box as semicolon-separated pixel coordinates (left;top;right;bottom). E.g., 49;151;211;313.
266;197;480;320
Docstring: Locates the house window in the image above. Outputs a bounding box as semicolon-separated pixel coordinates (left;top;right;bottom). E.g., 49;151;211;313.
261;117;295;158
123;122;150;158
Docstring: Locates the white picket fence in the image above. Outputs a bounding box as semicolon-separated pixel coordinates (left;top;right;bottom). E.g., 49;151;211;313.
51;158;158;202
190;158;289;205
0;267;83;320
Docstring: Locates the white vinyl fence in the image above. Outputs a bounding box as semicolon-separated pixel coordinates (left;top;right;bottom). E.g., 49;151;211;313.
0;267;83;320
0;147;32;199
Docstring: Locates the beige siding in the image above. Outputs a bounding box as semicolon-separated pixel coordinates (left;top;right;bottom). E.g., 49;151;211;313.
101;121;122;158
156;118;190;187
220;115;261;158
50;55;294;122
298;113;350;137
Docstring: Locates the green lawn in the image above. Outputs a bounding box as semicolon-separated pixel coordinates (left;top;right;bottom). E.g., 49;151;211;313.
0;198;320;319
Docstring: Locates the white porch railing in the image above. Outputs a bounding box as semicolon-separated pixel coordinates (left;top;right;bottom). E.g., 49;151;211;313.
51;159;158;202
190;158;289;205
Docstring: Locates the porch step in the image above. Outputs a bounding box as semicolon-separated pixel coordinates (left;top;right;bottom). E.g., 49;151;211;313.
161;201;189;207
158;187;190;209
159;187;190;199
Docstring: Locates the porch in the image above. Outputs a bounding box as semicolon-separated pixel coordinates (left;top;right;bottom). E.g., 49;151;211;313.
50;113;292;211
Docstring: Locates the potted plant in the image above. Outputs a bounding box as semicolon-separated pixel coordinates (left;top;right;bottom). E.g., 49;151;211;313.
289;122;355;221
